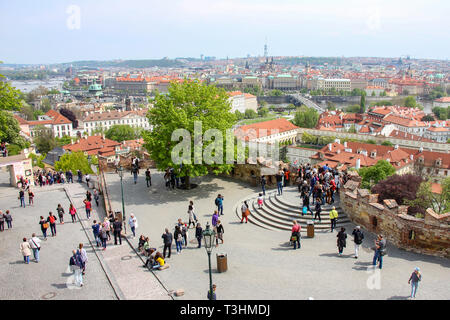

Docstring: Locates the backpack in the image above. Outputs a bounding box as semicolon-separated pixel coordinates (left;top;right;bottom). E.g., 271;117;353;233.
355;231;364;244
49;216;56;224
215;198;219;206
302;206;307;214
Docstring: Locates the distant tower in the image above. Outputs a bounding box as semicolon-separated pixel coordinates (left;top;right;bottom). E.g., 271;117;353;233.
264;37;268;58
200;54;204;61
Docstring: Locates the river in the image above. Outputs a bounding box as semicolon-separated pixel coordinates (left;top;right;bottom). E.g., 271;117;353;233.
9;78;66;93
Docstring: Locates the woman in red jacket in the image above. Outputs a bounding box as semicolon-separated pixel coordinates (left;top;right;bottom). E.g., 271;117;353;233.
291;220;301;250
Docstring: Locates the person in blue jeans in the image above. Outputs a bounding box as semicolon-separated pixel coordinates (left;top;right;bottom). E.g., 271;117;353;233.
276;171;284;195
215;194;224;215
408;267;422;299
19;190;26;208
261;176;266;196
174;226;183;254
92;220;101;247
372;234;386;269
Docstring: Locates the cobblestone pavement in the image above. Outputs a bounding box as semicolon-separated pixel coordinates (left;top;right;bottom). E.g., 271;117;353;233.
105;171;450;300
0;180;117;300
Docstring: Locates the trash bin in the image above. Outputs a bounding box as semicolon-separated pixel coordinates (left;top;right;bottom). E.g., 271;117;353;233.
307;221;314;238
216;253;228;273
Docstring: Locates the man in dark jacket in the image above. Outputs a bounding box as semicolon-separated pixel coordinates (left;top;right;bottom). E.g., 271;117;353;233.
113;218;122;245
275;170;283;195
5;210;13;229
352;226;364;259
0;210;5;231
162;228;173;258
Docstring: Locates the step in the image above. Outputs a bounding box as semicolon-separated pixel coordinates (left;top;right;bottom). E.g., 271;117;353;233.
234;206;279;231
266;195;346;219
276;194;341;211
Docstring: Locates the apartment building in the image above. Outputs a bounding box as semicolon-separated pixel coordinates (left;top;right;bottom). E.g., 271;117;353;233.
81;109;150;135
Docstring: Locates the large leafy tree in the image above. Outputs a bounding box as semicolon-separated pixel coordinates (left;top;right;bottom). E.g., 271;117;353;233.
143;80;237;188
292;106;319;128
404;96;417;108
55;151;93;174
33;125;57;154
0;76;22;111
105;124;140;142
359;92;366;113
405;178;450;215
359;160;396;189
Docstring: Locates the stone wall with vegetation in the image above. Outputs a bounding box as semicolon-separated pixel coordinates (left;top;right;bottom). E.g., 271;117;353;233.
340;171;450;258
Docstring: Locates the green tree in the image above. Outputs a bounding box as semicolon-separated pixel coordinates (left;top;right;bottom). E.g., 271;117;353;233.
366;139;377;144
380;91;387;97
0;110;28;147
28;153;46;168
432;107;448;120
33;125;57;154
359;160;396;189
292;106;319;128
55;135;73;147
142;80;237;189
405;178;450;215
234;110;244;121
105;124;140;142
0;75;23;111
301;132;318;144
257;107;269;118
55;151;94;174
40;97;52;113
381;140;393;146
404;96;417;108
359;92;366;113
244;108;258;119
346;104;361;113
268;89;283;96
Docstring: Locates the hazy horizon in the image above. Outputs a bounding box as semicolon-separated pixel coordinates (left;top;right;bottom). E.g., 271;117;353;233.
1;0;449;65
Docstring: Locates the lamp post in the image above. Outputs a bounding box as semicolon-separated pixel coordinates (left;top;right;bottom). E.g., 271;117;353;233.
117;166;126;234
203;223;216;300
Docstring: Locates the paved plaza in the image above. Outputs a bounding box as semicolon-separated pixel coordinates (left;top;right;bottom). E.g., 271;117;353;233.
104;170;450;300
1;169;449;300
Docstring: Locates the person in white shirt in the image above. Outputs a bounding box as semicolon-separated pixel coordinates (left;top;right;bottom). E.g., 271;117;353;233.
129;213;138;238
29;233;41;263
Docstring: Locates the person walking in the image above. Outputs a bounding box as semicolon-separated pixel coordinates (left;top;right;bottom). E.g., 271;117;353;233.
47;212;57;237
77;243;88;275
240;201;250;223
291;220;301;250
83;198;92;220
69;250;83;287
39;216;48;240
93;189;100;207
314;197;322;222
5;210;13;229
261;175;266;196
329;206;338;232
69;203;77;223
85;173;91;188
337;227;347;256
129;213;138;238
187;205;196;229
174;225;183;254
372;234;386;269
145;168;152;187
100;222;108;250
216;220;224;246
112;218;122;245
92;220;101;247
408;267;422;299
195;223;203;248
56;204;65;224
212;210;219;228
19;189;26;208
181;223;188;248
29;233;41;263
77;170;82;183
162;228;173;259
0;210;4;232
28;189;34;206
257;193;263;209
20;238;32;264
215;194;224;216
351;226;364;259
104;217;111;241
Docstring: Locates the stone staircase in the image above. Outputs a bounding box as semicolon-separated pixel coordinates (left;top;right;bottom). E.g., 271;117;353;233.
235;188;350;232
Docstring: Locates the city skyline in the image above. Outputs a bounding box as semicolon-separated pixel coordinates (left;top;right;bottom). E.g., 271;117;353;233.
1;0;449;64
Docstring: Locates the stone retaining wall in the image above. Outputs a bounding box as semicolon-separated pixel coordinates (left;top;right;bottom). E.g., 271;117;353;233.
340;171;450;258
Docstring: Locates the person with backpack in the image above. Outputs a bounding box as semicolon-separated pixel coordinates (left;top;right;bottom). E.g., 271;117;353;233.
162;228;173;258
372;234;386;269
408;267;422;299
39;216;48;240
69;203;77;223
56;204;65;224
352;226;364;259
215;194;224;215
77;243;88;275
18;189;26;208
291;220;301;250
47;212;57;237
29;233;41;263
69;250;83;287
337;227;347;256
195;223;203;248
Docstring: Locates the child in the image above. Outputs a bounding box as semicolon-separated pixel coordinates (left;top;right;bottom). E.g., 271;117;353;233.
257;193;263;208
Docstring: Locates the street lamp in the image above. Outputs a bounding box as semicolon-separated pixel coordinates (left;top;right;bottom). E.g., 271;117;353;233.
203;223;216;300
117;166;126;234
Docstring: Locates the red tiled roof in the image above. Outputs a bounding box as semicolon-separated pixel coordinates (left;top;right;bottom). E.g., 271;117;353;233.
63;136;120;156
235;118;298;141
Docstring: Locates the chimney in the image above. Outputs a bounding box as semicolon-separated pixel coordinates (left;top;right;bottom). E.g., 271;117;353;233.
355;158;361;170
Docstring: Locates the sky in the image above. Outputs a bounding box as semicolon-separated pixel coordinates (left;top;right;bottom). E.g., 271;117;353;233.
0;0;449;64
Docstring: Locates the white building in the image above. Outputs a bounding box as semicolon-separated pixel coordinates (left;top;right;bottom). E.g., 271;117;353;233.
17;110;74;138
81;109;150;135
228;91;258;113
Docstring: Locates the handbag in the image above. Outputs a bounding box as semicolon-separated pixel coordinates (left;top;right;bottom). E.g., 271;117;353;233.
245;209;250;217
43;222;49;229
